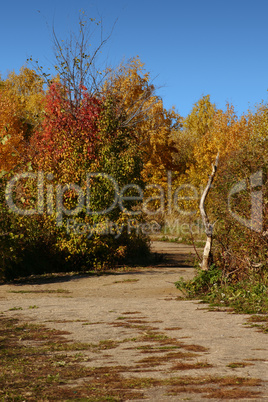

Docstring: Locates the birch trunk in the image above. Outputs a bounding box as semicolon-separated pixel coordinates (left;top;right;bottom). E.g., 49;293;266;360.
199;153;219;270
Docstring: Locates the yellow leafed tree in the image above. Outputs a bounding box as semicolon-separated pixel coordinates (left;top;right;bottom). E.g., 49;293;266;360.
103;57;182;190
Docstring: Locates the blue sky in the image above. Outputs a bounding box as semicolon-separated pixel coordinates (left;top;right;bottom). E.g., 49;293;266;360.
1;0;268;117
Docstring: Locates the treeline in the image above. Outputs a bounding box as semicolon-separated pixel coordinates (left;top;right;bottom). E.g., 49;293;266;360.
0;21;267;282
0;56;181;279
174;95;268;312
175;95;268;281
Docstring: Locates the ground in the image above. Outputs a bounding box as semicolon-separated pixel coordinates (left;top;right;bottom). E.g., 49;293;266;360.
0;241;267;401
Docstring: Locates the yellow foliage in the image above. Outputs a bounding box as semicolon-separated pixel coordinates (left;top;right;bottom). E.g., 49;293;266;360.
187;104;252;186
0;67;44;172
103;57;182;188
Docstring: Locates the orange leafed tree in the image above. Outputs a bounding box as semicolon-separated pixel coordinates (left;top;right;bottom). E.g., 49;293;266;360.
0;67;44;172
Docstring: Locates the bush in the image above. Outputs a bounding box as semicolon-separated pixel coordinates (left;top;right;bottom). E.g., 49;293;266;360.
175;265;268;314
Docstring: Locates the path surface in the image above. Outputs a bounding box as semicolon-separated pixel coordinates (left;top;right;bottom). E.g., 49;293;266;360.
0;241;267;401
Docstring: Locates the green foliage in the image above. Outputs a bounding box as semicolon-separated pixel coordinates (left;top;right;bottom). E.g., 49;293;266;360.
0;190;67;281
175;264;222;298
0;75;150;280
176;265;268;314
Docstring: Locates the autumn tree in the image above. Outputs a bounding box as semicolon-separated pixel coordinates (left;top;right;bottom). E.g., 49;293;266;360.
172;95;217;177
31;81;101;183
0;67;44;172
209;107;268;277
188;104;251;185
102;57;182;219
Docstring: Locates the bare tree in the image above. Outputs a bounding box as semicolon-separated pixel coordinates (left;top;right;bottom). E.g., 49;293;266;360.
199;153;219;270
52;15;116;106
30;13;116;110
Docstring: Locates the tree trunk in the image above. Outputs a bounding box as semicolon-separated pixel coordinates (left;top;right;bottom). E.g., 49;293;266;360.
202;233;213;271
199;153;219;270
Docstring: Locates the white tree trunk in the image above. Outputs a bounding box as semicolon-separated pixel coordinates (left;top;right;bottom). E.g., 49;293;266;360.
199;153;219;270
202;235;212;271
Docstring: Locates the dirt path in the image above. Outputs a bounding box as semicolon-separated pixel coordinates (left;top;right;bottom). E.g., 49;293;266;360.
0;241;267;401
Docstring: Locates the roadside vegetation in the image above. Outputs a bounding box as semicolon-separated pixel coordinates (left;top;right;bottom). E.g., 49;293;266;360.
176;265;268;322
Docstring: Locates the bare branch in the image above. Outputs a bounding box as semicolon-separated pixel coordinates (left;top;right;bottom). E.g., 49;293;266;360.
50;14;117;107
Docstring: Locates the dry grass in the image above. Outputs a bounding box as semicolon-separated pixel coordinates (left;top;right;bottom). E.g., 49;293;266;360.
164;326;182;330
245;314;268;333
8;289;71;294
227;362;254;369
113;279;139;284
0;314;264;401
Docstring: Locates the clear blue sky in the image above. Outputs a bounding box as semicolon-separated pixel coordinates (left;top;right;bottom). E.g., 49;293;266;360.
1;0;268;117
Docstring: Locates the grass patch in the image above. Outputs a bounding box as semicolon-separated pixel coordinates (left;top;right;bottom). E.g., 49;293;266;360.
165;375;262;387
81;321;102;326
0;316;149;401
123;319;150;324
170;361;213;370
165;375;262;399
134;345;181;352
247;314;268;322
137;351;199;366
227;362;254;369
164;326;182;331
175;265;268;315
110;321;156;331
181;344;209;352
46;319;89;323
245;314;268;333
0;315;264;400
121;311;141;315
8;289;71;294
167;385;261;399
113;279;139;284
203;387;261;399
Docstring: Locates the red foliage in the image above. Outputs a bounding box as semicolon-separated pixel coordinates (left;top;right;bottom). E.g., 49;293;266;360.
32;82;102;173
